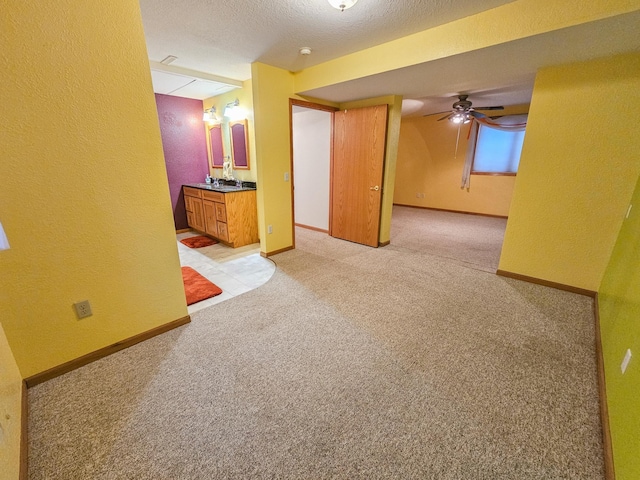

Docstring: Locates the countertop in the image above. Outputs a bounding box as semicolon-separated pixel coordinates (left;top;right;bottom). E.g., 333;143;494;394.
184;182;257;193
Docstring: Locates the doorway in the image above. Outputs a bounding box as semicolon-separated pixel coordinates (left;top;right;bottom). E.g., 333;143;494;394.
290;100;389;249
290;100;337;248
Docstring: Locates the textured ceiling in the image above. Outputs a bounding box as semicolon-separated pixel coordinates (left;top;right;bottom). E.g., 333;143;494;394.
139;1;640;116
139;0;515;81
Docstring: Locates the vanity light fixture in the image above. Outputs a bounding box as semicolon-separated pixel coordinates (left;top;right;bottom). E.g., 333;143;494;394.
203;106;219;124
0;222;10;251
328;0;358;11
223;99;243;120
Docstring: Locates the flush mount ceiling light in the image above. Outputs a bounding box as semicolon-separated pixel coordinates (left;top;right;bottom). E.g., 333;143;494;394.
299;47;312;56
328;0;358;11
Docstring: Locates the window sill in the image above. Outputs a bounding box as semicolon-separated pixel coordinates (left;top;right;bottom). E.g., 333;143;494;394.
471;172;517;176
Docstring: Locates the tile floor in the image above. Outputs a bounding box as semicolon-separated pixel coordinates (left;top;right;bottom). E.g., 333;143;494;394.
177;232;276;314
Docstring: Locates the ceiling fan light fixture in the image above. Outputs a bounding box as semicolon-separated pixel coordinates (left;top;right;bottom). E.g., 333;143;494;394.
450;112;470;124
328;0;358;11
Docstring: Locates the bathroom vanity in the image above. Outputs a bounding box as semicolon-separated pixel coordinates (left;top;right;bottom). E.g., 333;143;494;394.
183;183;259;248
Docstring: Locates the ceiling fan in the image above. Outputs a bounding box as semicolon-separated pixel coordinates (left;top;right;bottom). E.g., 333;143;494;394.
437;95;504;124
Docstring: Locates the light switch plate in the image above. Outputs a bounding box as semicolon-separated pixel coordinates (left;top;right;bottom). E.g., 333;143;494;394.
621;348;632;374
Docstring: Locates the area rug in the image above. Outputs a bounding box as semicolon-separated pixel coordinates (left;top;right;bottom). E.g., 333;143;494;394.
181;266;222;305
180;235;217;248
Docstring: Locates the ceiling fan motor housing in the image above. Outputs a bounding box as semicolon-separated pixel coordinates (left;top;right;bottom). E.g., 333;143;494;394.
452;95;472;111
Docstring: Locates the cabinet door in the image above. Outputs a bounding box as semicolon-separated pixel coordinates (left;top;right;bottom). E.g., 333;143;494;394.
190;198;205;232
214;202;227;223
203;200;218;237
216;221;229;242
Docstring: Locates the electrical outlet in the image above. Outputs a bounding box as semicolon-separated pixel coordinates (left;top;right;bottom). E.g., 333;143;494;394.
621;349;632;374
284;172;290;182
268;225;273;234
74;300;92;319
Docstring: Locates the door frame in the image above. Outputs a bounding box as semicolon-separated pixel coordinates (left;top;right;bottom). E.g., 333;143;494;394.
289;99;339;248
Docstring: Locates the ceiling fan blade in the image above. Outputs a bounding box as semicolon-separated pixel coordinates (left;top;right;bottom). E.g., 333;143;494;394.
470;111;487;119
474;106;504;110
437;113;453;121
422;110;451;117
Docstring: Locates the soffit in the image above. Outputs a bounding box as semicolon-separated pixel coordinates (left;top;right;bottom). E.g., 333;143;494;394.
300;10;640;116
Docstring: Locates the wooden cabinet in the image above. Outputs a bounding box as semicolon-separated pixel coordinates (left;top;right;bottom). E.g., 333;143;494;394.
184;187;205;232
183;186;259;248
202;200;218;237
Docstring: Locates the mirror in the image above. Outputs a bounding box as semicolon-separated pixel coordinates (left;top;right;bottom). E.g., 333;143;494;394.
209;124;224;168
230;120;249;169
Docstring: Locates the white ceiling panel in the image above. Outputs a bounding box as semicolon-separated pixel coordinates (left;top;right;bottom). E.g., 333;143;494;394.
171;79;238;100
149;63;241;100
150;70;194;95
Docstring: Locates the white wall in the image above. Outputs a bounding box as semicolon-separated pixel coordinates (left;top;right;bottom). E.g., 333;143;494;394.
292;106;332;231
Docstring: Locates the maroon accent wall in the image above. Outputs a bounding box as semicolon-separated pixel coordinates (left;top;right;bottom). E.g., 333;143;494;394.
155;94;209;230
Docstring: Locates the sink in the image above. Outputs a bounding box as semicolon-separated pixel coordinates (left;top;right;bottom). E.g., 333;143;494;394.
193;183;242;192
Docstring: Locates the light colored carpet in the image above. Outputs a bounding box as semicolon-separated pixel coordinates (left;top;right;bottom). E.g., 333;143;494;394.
28;227;603;479
391;205;507;272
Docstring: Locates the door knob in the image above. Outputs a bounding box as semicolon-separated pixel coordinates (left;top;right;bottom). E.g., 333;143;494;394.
370;185;380;191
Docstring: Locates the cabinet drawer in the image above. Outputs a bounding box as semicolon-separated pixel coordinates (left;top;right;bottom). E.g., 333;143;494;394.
202;190;224;203
216;222;229;242
215;202;227;223
183;186;202;198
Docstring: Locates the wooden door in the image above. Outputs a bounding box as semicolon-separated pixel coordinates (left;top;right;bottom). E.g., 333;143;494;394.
331;104;387;247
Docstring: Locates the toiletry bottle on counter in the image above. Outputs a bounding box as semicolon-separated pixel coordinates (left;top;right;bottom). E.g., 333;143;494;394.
205;174;211;184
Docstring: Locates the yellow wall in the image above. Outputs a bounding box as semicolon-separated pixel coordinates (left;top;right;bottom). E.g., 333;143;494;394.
0;0;188;377
203;79;257;183
251;63;298;254
599;173;640;480
0;323;22;480
294;0;639;93
499;53;640;290
394;105;529;217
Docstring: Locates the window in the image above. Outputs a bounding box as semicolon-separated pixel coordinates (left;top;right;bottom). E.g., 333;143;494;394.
472;115;527;175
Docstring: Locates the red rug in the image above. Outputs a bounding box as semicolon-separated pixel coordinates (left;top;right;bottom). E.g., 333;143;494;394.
180;236;217;248
181;266;223;305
